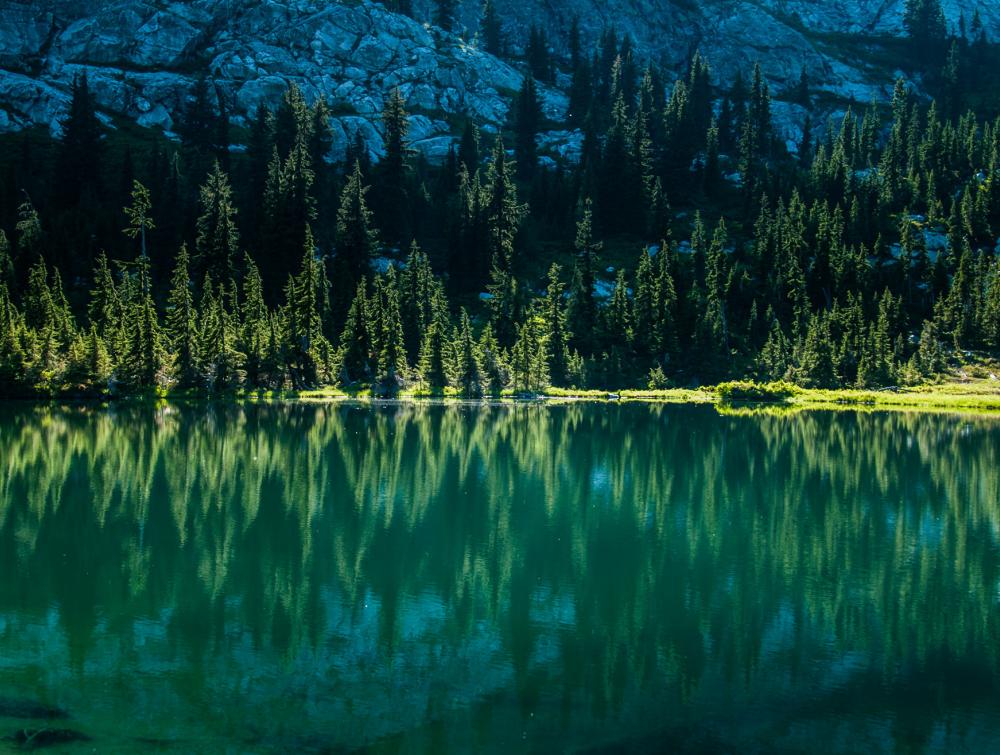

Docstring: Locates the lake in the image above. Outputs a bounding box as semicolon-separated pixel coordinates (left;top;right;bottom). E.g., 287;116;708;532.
1;402;999;753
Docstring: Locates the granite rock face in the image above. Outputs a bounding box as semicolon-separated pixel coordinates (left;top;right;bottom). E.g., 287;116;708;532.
1;0;564;160
0;0;986;161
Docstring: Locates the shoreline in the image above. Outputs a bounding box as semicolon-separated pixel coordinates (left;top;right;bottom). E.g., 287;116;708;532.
7;380;1000;416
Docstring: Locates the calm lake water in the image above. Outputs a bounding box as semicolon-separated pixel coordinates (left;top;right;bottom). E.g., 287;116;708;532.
1;402;999;753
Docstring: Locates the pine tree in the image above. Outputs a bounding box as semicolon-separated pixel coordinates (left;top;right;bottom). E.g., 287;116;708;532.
15;200;42;263
567;200;601;356
543;263;570;386
178;77;219;157
513;74;541;180
56;73;104;208
196;277;245;391
703;219;730;364
418;319;449;391
476;324;507;395
375;266;407;388
284;227;331;387
379;88;411;243
480;0;503;55
434;0;457;32
165;245;198;387
400;242;440;362
240;254;274;388
458;121;480;172
940;240;977;349
904;0;947;49
796;313;837;388
455;308;482;395
195;162;240;284
510;308;548;393
336;281;373;385
484;136;525;274
123;180;155;259
333;161;378;316
88;253;121;337
604;268;632;349
525;25;553;83
0;232;12;290
758;318;791;381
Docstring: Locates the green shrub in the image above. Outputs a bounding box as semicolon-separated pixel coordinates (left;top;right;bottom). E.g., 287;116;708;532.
715;381;800;402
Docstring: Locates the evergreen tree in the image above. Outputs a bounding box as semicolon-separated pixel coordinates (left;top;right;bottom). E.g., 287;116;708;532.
904;0;947;49
284;227;331;387
604;268;632;349
796;313;837;388
543;263;570;386
510;308;548;393
435;0;457;32
526;25;553;83
195;162;240;284
455;308;482;395
123;180;155;259
88;252;121;338
240;253;276;388
567;200;601;356
513;74;542;180
0;231;12;289
337;281;373;385
702;219;730;364
56;73;104;209
418;319;449;391
379;88;411;243
165;245;198;386
480;0;503;55
375;266;407;388
333;161;378;316
478;323;508;395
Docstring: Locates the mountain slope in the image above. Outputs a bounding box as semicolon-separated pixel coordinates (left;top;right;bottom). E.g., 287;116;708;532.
1;0;995;157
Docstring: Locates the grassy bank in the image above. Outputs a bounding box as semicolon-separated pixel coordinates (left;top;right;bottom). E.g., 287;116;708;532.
228;377;1000;416
17;373;1000;416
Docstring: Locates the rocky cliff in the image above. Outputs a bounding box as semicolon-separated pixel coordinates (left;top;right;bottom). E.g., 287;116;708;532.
1;0;995;161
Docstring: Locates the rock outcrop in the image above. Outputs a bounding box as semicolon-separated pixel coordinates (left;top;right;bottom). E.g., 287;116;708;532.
1;0;567;160
0;0;992;161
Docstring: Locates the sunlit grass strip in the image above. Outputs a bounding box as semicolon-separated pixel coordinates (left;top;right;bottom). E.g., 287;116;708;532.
154;378;1000;415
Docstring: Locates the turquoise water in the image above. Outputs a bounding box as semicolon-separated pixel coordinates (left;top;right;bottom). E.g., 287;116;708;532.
1;402;999;753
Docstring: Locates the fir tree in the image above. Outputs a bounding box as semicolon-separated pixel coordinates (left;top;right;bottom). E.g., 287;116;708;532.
513;75;541;180
434;0;457;32
542;263;570;386
904;0;947;49
88;253;121;338
333;161;378;316
337;281;373;385
284;227;331;387
195;162;240;284
375;266;407;388
56;74;104;209
418;319;449;391
480;0;503;55
455;308;482;395
567;200;601;356
510;308;548;393
123;180;155;259
165;245;198;387
379;88;411;243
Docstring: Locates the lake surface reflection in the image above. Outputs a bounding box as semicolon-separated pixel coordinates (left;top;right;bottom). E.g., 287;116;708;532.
1;402;999;753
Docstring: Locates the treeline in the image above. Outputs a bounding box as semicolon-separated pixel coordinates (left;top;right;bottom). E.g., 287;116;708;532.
2;16;1000;396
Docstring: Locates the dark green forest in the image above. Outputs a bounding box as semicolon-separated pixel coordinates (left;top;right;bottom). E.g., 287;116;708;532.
2;0;1000;397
